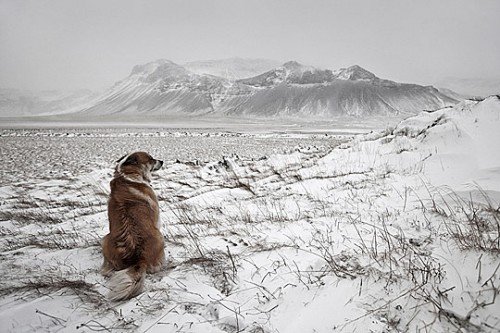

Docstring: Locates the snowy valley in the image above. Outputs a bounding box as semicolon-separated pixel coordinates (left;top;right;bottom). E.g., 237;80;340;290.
1;96;499;332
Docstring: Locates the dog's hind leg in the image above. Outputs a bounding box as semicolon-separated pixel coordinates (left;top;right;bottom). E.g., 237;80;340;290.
147;237;166;274
147;258;165;274
101;234;116;277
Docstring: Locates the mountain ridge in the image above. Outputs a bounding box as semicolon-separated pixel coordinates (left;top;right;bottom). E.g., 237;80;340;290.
76;59;459;118
2;58;461;118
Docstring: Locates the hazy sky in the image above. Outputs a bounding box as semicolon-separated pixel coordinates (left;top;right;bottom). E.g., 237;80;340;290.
1;0;499;91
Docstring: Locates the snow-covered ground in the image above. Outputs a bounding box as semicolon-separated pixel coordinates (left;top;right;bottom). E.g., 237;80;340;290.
1;96;500;332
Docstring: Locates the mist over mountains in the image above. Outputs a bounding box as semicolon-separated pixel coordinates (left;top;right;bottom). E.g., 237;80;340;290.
0;89;98;117
2;58;461;118
436;77;500;97
184;58;281;80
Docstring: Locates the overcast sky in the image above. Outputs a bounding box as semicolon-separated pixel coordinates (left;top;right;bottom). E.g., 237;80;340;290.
1;0;499;91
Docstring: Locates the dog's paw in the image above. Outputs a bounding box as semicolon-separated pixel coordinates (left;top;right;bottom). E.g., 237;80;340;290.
100;261;114;277
147;264;163;274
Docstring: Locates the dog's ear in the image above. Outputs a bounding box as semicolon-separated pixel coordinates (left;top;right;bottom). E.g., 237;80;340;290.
122;155;138;166
116;154;128;163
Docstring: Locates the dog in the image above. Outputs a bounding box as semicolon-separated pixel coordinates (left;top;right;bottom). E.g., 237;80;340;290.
101;151;165;301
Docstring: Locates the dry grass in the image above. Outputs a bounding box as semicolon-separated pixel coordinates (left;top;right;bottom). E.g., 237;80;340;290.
426;186;500;253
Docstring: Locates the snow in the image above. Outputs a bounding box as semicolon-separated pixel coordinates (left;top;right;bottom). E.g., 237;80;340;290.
394;97;500;191
1;96;500;332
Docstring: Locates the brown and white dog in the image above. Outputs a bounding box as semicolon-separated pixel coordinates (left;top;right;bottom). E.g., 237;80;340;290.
101;151;165;301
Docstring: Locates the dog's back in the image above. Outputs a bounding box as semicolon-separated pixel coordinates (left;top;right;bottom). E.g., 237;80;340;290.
101;152;165;301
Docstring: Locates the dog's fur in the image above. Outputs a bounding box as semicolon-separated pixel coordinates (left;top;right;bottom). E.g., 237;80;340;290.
101;152;165;301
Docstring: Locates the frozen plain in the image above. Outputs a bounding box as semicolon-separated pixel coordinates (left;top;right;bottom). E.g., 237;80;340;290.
0;97;500;332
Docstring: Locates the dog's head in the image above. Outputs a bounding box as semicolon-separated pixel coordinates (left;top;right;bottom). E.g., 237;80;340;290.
115;152;163;182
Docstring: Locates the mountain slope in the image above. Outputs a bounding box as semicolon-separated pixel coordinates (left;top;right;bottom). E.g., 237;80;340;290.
222;79;454;117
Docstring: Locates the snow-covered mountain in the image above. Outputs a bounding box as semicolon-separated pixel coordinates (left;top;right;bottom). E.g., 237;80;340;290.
75;59;459;118
238;61;336;86
334;64;378;81
78;59;250;116
0;88;97;117
231;61;457;117
333;65;398;86
436;87;471;101
436;77;500;97
184;57;281;80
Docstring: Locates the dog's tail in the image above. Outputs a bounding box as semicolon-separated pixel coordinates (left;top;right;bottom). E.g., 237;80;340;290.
107;262;147;302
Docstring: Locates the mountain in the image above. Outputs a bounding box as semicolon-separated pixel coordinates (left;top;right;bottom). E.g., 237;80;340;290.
0;88;97;117
78;59;253;116
333;65;398;86
436;87;471;101
184;58;281;80
74;59;458;118
238;61;335;87
238;62;397;87
334;64;378;81
435;77;500;97
230;62;457;116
